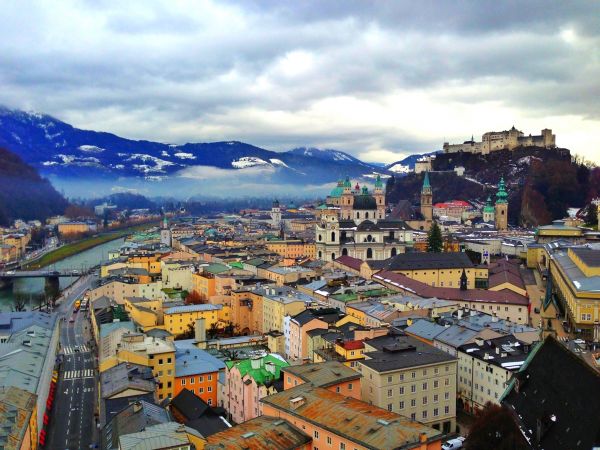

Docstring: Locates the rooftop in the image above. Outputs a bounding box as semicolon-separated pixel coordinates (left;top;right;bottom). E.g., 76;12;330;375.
360;332;456;372
164;304;222;315
119;421;203;450
458;335;532;371
282;361;361;388
174;347;225;378
375;251;475;271
261;384;443;449
225;354;289;386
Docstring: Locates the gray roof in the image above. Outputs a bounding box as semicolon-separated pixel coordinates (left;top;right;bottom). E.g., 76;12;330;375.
360;332;455;372
119;421;202;450
404;320;446;341
174;347;225;377
101;363;156;399
552;247;600;293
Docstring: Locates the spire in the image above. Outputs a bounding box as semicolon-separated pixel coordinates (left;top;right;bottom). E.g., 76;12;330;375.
460;269;468;291
344;176;351;188
483;195;495;213
495;177;508;204
361;185;369;195
422;171;431;191
354;182;360;192
375;174;383;189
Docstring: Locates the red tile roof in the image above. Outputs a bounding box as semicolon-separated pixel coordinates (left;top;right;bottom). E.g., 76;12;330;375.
339;340;364;350
373;270;529;306
334;255;364;271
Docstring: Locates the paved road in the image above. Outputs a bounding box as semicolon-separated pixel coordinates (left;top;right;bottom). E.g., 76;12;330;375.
45;274;99;450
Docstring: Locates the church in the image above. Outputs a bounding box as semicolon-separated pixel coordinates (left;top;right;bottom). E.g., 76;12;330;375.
315;175;416;261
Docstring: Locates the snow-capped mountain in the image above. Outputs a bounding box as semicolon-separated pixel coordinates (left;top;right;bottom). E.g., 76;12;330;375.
385;151;441;174
0;106;387;186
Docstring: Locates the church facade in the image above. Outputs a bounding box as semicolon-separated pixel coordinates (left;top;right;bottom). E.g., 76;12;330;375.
315;175;414;262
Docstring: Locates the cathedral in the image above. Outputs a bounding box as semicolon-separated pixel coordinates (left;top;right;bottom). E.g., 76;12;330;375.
315;175;414;261
481;177;509;231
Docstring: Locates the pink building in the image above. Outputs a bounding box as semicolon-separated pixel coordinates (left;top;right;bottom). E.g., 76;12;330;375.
287;308;344;362
223;353;289;424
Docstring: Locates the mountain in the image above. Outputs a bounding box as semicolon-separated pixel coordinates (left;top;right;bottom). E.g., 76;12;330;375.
0;147;68;226
385;151;440;174
386;146;598;226
0;106;391;197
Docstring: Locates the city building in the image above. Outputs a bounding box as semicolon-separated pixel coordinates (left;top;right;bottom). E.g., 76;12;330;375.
205;415;311;450
315;175;414;261
456;335;532;414
501;336;600;450
169;388;230;437
494;177;509;231
356;331;458;432
173;346;225;406
287;308;345;362
224;353;289;424
0;386;38;450
117;421;205;450
164;304;227;337
261;383;445;450
443;127;556;154
282;361;361;400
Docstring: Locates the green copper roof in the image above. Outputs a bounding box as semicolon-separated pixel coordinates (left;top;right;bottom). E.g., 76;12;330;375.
361;185;369;195
483;196;495;213
375;174;383;188
343;176;352;188
329;181;344;198
422;171;431;190
495;177;508;204
225;354;289;385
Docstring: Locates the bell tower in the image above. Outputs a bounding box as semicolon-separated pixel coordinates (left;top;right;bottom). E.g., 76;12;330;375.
420;171;433;221
340;176;353;220
494;177;509;231
373;174;386;221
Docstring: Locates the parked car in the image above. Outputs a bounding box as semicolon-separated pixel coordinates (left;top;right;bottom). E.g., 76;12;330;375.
442;437;466;450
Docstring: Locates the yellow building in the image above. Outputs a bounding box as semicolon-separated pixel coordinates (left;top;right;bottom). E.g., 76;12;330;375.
535;220;584;244
57;221;96;236
366;251;489;289
88;280;164;304
124;297;163;330
0;386;38;450
549;247;600;340
163;304;229;336
262;289;308;333
265;239;316;259
100;332;176;401
192;272;217;300
2;233;30;259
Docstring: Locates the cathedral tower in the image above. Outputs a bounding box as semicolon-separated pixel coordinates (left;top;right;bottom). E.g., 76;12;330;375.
494;177;509;231
373;174;386;221
420;171;433;221
340;176;354;220
482;196;495;223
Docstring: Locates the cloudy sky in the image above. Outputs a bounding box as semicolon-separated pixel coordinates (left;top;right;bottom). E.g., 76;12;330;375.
1;1;599;164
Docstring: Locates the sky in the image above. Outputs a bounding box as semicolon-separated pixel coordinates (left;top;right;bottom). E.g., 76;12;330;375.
1;1;599;164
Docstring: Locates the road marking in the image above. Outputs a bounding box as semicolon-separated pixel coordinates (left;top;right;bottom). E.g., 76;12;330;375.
61;345;89;355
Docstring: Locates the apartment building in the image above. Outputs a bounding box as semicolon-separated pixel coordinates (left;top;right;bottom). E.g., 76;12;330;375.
357;332;457;433
457;335;532;414
282;361;361;400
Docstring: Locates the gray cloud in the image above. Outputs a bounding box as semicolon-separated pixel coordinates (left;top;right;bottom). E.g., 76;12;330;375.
0;1;599;163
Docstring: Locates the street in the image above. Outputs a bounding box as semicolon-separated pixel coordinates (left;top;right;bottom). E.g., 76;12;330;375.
45;274;99;450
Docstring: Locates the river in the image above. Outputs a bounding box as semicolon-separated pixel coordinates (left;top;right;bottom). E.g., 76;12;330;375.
0;237;125;312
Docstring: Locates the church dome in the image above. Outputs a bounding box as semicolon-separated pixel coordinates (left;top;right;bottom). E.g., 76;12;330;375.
353;194;377;210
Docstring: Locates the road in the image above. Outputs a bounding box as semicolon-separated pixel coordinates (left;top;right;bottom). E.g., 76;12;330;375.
45;274;99;450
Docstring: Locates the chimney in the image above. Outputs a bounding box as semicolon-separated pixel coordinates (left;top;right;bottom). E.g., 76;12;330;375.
289;396;306;410
250;356;262;370
195;318;206;342
457;309;463;319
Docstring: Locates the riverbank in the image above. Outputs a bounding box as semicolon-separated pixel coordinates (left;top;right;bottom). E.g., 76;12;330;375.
24;221;158;269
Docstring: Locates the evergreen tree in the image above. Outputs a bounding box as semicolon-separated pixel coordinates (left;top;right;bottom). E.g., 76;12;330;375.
585;203;598;226
427;222;443;253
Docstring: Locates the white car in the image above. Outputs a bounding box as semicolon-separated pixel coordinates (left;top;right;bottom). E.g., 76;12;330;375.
442;437;465;450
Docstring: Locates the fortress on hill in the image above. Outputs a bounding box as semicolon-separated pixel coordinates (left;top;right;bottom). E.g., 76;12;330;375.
443;126;555;155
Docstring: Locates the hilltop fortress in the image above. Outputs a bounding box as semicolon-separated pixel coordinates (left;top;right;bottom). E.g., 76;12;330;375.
443;126;555;155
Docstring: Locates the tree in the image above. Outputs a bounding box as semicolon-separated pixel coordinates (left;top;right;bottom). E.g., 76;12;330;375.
585;203;598;227
464;403;529;450
427;222;443;253
12;294;27;312
175;322;195;340
185;291;205;305
207;322;220;340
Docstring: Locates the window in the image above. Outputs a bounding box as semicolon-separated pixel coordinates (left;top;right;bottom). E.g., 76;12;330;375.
433;394;439;402
314;430;319;439
387;376;393;383
167;381;172;388
411;385;416;393
434;380;439;388
327;436;332;445
167;357;172;363
422;382;427;390
348;383;353;390
200;376;204;382
399;374;404;381
411;413;416;420
181;379;186;386
208;386;212;392
445;406;450;414
445;378;450;386
388;389;393;397
399;387;404;395
411;399;416;407
159;359;163;365
200;388;204;393
434;407;439;417
340;444;346;450
190;378;195;384
387;403;393;411
422;410;427;419
423;396;427;405
399;401;405;409
411;371;416;379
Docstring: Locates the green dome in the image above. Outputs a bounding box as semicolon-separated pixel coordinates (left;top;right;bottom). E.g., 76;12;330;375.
330;180;344;198
375;174;383;188
483;196;495;213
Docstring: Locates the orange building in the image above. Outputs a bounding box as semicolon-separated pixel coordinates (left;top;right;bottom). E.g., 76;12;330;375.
230;290;264;334
173;347;226;407
262;383;444;450
192;271;216;300
282;361;362;400
265;240;316;259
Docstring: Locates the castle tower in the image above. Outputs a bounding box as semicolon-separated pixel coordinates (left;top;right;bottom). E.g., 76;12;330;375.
373;174;386;221
482;196;495;223
340;176;353;220
420;171;433;221
494;177;509;231
271;200;282;228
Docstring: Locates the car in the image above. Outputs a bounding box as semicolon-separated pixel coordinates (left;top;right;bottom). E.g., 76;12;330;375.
442;437;465;450
574;339;586;345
